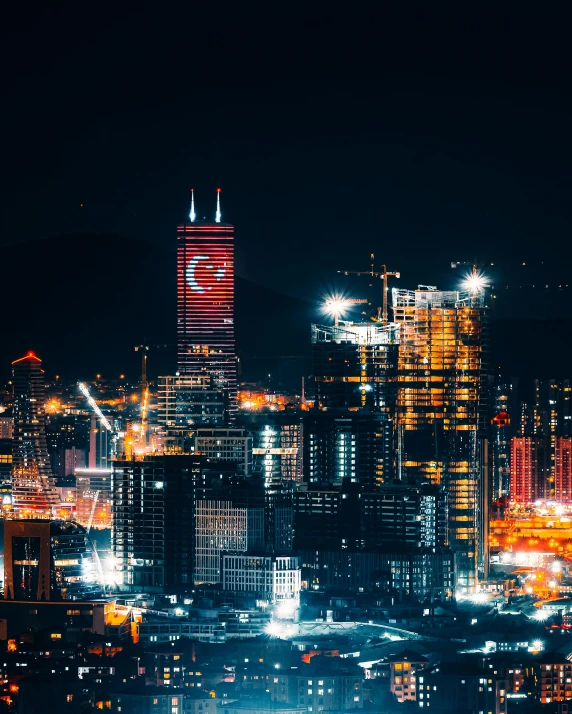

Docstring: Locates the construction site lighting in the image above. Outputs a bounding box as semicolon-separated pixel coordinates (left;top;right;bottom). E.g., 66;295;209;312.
265;620;286;638
462;271;488;292
322;294;353;321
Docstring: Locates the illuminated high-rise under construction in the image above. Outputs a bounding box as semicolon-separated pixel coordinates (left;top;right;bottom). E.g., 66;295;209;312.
392;285;489;591
177;189;237;416
11;352;59;516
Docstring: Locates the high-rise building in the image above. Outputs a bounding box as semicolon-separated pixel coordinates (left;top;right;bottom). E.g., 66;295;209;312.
311;321;398;482
312;321;399;413
392;286;488;591
490;374;517;501
238;412;304;489
221;554;301;606
194;428;252;475
158;375;227;430
238;412;302;553
303;411;388;490
3;518;100;600
11;352;59;515
74;467;112;530
194;500;264;585
510;436;550;503
554;437;572;503
111;455;204;592
177;190;237;414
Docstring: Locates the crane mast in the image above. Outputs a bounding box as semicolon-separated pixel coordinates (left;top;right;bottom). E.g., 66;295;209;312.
339;254;400;324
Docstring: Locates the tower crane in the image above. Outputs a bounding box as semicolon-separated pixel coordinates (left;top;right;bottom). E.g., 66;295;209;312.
86;490;100;533
339;254;400;325
133;342;168;450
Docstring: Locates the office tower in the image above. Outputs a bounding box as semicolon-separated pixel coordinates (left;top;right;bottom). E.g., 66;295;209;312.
510;437;550;502
554;437;572;503
392;286;488;591
46;412;90;478
300;549;455;601
111;455;203;592
11;352;59;514
360;483;448;550
3;519;100;601
0;413;13;438
194;500;264;584
533;379;572;439
490;374;516;501
311;320;398;481
194;428;252;475
294;482;447;552
238;412;302;552
177;191;237;415
303;411;387;489
157;374;227;442
221;554;301;605
294;487;347;550
238;412;303;488
312;321;399;412
74;467;112;530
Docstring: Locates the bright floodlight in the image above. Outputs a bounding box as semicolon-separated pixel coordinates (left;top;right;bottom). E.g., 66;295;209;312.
265;620;285;638
531;639;544;651
322;294;352;323
462;271;489;293
532;609;549;622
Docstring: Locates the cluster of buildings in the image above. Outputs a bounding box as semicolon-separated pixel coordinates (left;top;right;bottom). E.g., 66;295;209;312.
0;191;570;712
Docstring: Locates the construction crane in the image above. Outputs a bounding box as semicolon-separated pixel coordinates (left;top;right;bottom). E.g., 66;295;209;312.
134;344;150;446
339;254;400;324
134;342;168;448
78;381;117;464
86;490;100;533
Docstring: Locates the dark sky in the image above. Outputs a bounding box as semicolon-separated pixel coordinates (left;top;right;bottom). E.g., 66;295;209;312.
3;3;572;300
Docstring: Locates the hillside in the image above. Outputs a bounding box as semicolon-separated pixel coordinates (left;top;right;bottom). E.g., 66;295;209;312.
0;234;569;385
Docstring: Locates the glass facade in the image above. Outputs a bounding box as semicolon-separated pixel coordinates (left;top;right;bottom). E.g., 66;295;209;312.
392;287;488;591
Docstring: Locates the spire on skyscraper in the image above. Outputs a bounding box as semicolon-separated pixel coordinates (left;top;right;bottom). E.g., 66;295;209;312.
189;188;196;222
215;188;221;223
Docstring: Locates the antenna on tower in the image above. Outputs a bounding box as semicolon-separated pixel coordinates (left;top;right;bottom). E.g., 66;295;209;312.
215;188;221;223
189;188;196;222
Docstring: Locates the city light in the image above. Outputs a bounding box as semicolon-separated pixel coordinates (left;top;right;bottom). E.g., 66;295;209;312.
462;270;488;293
532;609;550;622
265;620;286;638
322;294;353;324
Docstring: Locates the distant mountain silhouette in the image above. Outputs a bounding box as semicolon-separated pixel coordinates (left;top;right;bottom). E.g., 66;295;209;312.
0;234;569;385
0;234;313;384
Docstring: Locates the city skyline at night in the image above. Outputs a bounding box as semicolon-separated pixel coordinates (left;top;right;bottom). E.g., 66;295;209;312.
1;5;572;712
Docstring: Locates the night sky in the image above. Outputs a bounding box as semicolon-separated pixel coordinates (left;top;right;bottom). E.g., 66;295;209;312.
3;4;572;302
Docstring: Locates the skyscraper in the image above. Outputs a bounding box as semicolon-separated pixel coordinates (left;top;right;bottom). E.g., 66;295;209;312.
111;454;203;592
11;352;59;515
177;189;237;415
392;286;488;591
510;436;550;502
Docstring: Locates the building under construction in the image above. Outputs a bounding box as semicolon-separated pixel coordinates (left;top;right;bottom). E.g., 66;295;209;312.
392;285;489;591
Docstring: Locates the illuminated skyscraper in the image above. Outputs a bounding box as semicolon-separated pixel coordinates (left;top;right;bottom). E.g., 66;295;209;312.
177;190;237;416
392;286;488;591
11;352;59;516
510;436;549;502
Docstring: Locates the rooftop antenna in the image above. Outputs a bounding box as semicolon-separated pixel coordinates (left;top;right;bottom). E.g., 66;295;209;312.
189;188;196;222
215;188;222;223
